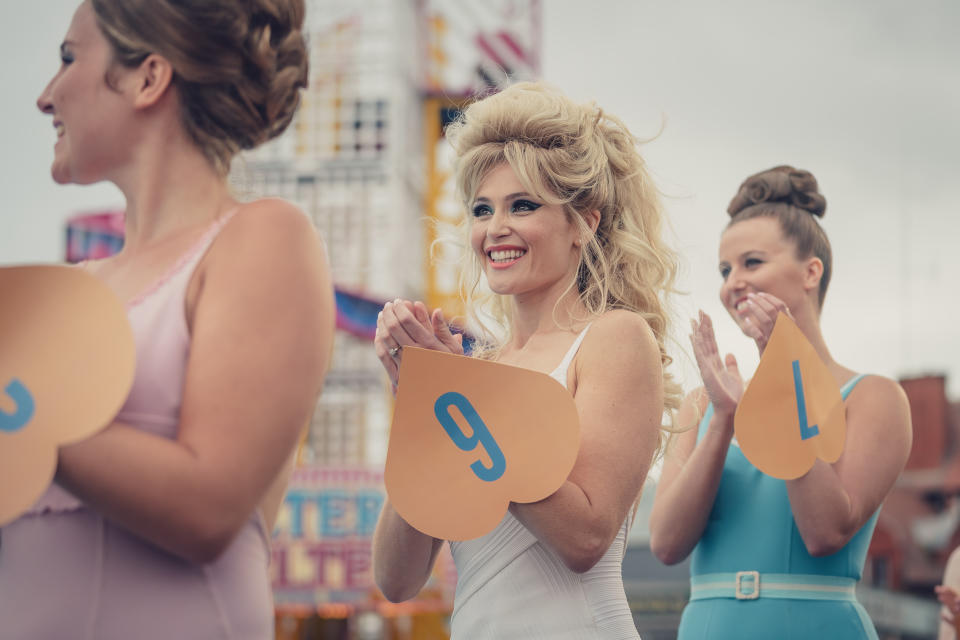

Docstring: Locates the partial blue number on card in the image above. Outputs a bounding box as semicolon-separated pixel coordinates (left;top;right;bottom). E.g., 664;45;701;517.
791;360;820;441
0;379;35;433
434;391;507;482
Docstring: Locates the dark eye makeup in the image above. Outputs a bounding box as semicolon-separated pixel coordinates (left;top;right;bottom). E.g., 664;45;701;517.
59;44;74;65
471;203;493;217
471;198;543;218
512;199;541;213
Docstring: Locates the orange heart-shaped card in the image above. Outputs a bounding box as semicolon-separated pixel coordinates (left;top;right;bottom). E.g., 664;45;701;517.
0;265;135;524
384;347;580;541
734;313;846;479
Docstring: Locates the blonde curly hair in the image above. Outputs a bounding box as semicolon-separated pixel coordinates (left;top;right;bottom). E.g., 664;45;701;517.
444;81;682;437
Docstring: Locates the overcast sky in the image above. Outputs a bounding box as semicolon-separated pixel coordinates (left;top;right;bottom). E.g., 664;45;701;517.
3;1;958;397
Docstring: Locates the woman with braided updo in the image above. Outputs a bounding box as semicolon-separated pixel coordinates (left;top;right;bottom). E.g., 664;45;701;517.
0;1;333;637
371;82;681;638
649;166;912;639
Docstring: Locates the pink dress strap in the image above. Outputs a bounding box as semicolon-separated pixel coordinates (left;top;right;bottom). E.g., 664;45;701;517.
126;208;240;310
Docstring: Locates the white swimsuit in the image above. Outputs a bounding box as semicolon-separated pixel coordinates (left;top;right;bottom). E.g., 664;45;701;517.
448;325;640;639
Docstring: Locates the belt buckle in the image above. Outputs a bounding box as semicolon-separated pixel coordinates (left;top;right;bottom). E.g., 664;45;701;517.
735;570;760;600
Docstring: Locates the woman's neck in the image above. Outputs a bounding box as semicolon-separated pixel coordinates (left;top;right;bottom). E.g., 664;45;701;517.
508;281;589;350
110;126;233;253
791;301;850;381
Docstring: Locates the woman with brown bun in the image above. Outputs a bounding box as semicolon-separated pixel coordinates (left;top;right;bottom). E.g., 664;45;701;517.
0;1;333;638
649;166;912;639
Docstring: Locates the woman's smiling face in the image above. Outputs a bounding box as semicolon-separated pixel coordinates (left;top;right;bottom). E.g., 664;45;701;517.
36;1;134;185
469;163;582;300
718;216;816;332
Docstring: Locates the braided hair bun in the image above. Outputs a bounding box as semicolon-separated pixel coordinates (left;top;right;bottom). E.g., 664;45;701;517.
92;0;309;173
727;165;826;219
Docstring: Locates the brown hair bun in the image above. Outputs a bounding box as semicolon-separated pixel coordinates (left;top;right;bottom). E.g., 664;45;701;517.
91;0;309;174
726;165;826;219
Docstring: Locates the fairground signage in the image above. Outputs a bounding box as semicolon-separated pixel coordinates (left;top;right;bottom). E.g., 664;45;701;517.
271;466;385;605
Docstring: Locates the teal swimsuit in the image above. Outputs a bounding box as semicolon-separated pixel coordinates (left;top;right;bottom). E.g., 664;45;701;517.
678;374;879;640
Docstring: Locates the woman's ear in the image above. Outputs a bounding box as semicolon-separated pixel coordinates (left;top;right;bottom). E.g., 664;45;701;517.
803;256;824;292
585;209;601;234
574;210;601;248
132;54;175;110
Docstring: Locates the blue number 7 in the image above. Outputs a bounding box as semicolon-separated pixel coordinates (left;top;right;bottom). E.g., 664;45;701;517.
792;361;819;441
0;379;35;433
434;392;507;482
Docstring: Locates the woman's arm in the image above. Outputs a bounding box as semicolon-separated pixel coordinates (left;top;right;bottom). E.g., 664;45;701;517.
648;392;732;565
56;200;334;564
936;547;960;639
372;501;445;602
648;312;743;565
507;310;664;574
369;299;460;600
785;375;912;556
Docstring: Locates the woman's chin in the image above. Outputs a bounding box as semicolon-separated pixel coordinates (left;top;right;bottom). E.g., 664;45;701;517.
483;276;515;296
50;159;74;185
50;170;71;185
51;164;99;186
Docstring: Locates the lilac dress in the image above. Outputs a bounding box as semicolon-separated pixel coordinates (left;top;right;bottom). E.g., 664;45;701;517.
0;211;275;639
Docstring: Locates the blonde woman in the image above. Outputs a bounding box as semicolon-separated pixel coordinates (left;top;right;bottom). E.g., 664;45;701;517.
372;82;681;639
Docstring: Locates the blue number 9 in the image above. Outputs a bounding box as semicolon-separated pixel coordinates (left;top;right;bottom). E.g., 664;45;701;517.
434;391;506;482
0;379;35;434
